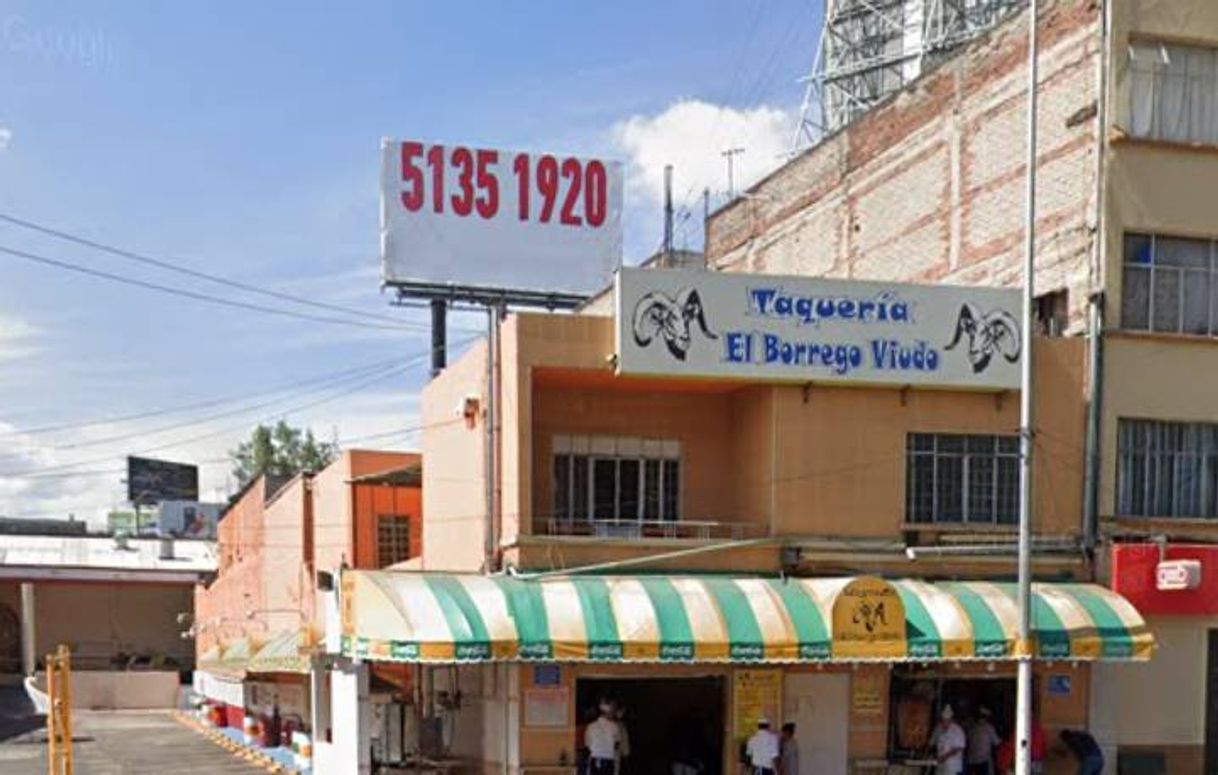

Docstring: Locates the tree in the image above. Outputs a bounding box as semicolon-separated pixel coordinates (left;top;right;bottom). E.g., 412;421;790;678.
229;420;338;487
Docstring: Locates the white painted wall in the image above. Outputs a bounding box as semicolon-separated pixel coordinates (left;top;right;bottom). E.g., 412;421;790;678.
1113;617;1215;746
784;673;850;775
314;663;371;775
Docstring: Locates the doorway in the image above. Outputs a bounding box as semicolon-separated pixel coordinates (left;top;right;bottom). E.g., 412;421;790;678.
576;676;726;775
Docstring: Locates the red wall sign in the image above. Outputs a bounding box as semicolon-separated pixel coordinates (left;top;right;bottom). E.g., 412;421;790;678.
1111;543;1218;616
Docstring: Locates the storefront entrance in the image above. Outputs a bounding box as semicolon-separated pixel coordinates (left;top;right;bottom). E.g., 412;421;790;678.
889;671;1017;760
576;676;726;775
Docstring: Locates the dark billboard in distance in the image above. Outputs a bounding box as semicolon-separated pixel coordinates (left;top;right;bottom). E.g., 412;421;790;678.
126;456;198;505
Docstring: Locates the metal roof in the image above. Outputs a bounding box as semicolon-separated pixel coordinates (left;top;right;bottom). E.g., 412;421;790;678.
0;534;217;583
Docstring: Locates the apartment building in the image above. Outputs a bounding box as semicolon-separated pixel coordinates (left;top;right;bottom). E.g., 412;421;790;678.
701;0;1218;769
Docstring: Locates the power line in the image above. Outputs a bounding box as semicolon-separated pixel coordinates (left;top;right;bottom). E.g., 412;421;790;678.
0;243;423;332
0;212;420;328
0;343;457;480
35;360;405;452
0;355;404;439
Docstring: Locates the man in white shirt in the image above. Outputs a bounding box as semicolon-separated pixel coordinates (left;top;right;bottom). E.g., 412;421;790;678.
930;705;966;775
966;707;1000;775
585;702;620;775
745;717;781;775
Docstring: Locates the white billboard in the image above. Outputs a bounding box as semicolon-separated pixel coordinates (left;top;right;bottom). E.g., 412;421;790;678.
380;139;623;293
616;268;1023;390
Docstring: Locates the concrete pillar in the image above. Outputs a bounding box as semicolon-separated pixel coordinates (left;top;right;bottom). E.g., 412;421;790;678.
19;582;35;676
315;660;370;775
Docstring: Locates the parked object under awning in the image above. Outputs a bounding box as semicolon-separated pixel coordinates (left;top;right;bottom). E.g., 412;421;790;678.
339;571;1154;664
246;628;315;674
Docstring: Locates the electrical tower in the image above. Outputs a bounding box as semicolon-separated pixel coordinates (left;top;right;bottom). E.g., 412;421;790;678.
792;0;1026;150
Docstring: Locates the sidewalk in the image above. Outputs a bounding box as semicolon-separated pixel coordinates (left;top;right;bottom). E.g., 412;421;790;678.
173;712;311;775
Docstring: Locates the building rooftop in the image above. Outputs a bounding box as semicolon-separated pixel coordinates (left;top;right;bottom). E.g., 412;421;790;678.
0;534;218;584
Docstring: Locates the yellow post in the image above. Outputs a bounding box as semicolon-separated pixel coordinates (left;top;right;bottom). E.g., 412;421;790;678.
45;650;56;775
58;645;72;775
44;645;72;775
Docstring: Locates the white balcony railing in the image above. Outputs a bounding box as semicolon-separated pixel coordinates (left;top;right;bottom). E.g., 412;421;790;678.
537;517;763;541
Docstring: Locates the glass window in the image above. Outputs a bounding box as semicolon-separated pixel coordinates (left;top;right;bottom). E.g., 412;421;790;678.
551;440;681;523
1118;419;1218;519
906;433;1020;525
593;459;617;520
662;460;680;522
553;456;570;520
643;459;661;521
1122;233;1218;335
1129;40;1218;146
376;515;412;568
572;454;590;520
619;459;640;521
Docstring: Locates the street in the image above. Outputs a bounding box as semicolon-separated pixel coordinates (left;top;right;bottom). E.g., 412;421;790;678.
0;709;263;774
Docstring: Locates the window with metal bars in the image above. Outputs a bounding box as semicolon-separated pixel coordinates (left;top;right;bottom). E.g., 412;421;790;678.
553;446;681;522
1118;419;1218;519
1122;233;1218;335
376;515;412;568
905;433;1020;525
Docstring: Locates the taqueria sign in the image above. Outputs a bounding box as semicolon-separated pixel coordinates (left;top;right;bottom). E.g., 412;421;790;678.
615;268;1022;390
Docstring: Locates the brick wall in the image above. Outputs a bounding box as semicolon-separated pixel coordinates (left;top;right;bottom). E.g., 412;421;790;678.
706;0;1101;333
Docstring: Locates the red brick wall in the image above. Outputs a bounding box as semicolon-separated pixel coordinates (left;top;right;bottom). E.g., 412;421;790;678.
706;0;1101;332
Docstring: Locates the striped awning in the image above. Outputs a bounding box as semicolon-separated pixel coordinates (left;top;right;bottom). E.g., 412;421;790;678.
197;640;248;680
340;572;1154;665
246;629;315;675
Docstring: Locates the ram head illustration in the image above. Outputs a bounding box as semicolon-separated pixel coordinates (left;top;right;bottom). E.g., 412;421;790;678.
631;288;718;361
944;303;1021;373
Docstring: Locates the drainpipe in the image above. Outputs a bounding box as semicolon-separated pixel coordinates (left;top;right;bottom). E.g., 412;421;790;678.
1083;294;1105;554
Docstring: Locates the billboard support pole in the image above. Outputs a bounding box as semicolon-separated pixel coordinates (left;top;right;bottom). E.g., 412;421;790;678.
483;302;506;572
430;299;447;378
387;282;588;574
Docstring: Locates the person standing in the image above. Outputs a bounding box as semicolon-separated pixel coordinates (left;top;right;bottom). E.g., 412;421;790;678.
966;707;1000;775
1059;729;1104;775
585;701;620;775
614;706;632;775
930;705;966;775
780;722;799;775
745;717;781;775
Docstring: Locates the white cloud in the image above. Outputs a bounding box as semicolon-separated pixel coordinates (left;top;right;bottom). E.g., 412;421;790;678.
612;99;793;215
0;384;424;522
0;124;10;150
0;315;40;362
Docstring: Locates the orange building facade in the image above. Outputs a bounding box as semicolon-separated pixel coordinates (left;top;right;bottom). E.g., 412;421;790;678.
193;449;422;741
381;306;1138;775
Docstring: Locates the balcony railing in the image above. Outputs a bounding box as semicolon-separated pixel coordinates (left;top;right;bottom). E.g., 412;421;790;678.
536;517;764;541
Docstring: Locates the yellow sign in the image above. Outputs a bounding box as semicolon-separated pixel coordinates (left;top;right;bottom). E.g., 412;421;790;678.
831;577;907;659
851;671;885;716
734;669;781;745
341;572;356;638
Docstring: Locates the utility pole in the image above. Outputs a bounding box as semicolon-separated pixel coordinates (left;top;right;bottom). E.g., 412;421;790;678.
1014;2;1039;775
721;147;745;198
663;165;674;263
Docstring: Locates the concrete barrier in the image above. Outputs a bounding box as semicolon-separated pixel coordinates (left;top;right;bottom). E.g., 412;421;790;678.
28;670;181;710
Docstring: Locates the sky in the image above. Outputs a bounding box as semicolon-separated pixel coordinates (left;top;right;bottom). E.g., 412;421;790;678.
0;1;821;526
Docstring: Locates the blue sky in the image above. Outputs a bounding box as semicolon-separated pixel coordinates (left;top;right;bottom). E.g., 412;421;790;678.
0;1;820;521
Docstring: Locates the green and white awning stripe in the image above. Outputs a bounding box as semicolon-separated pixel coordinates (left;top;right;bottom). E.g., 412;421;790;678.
340;571;1153;664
